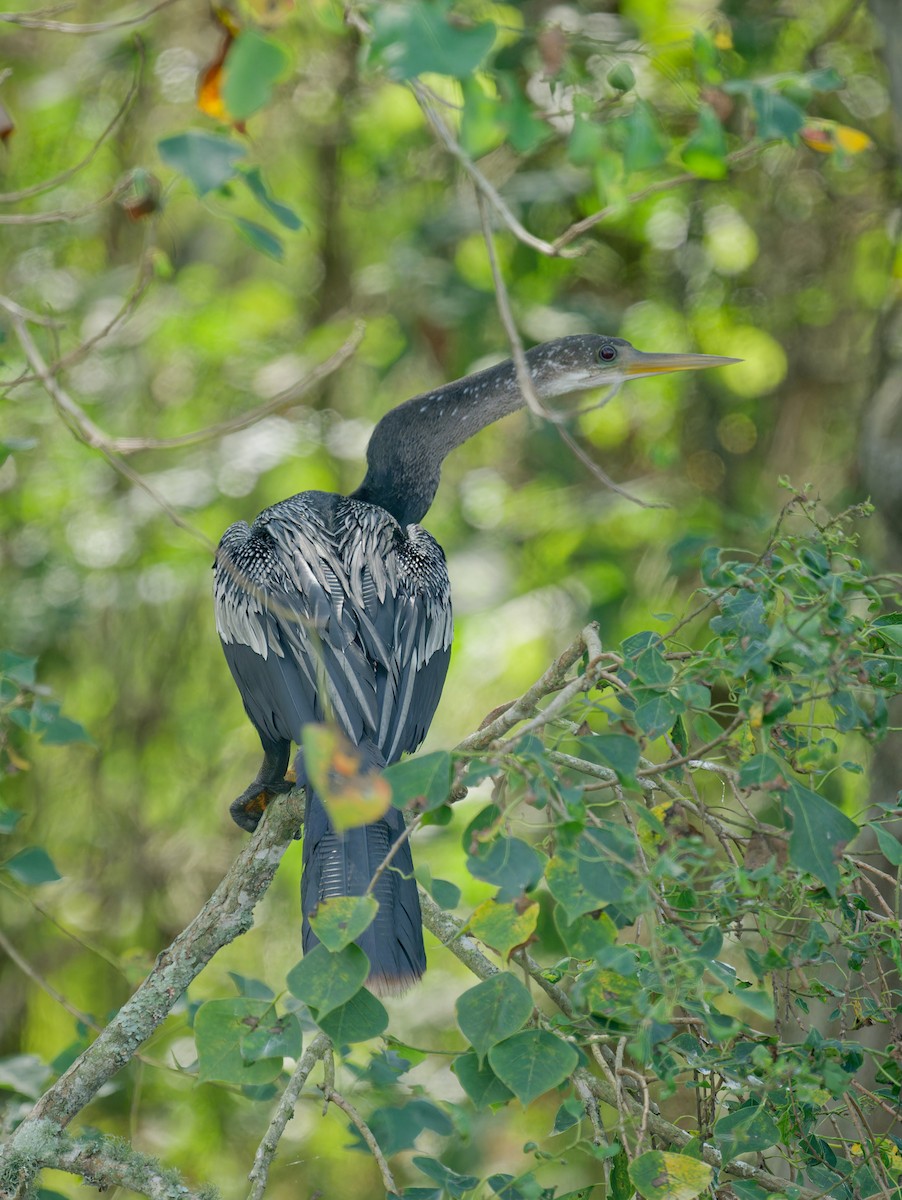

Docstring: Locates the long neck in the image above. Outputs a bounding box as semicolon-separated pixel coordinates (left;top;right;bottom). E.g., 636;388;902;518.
351;357;526;525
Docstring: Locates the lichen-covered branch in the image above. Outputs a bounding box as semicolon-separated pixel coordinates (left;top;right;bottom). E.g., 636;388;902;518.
2;789;305;1192
2;1124;215;1200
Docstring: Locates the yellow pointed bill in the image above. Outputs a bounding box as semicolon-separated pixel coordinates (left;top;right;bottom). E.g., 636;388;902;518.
625;351;741;380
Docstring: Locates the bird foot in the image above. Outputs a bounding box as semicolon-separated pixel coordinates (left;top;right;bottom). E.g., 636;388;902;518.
229;778;294;832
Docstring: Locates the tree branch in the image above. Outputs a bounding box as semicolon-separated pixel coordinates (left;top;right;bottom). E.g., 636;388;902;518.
246;1032;332;1200
3;789;305;1190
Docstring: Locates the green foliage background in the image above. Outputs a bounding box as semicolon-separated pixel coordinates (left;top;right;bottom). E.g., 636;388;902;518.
1;2;901;1198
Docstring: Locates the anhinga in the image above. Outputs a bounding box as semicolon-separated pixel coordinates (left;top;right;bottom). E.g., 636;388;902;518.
214;334;737;992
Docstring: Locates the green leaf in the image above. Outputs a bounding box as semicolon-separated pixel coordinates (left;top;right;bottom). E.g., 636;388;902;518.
628;1150;713;1200
634;694;683;738
738;754;784;789
286;944;370;1017
460;75;505;158
805;66;844;91
240;1008;302;1063
488;1030;578;1106
633;640;674;686
367;1100;452;1156
573;967;642;1016
315;987;388;1043
158;131;245;195
552;1096;584;1134
412;1155;480;1198
222;31;289;120
580;734;640;784
431;877;462;909
0;808;23;835
3;846;61;886
0;652;37;686
466;836;545;901
370;1;496;81
0;438;37;462
241;168;302;230
577;829;637;905
681;104;728;179
623;103;668;173
452;1051;514;1108
783;782;858;896
233;217;284;262
385;750;452;810
308;895;379;951
456;972;533;1060
749;85;804;140
554;909;618;959
41;715;93;746
871;823;902;867
714;1105;779;1157
194;999;286;1085
546;851;602;921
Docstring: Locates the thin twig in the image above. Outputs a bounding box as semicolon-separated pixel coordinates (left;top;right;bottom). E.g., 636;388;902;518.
365;812;424;896
2;257;155;394
321;1086;397;1195
0;929;101;1033
5;307;215;550
457;625;597;752
475;190;548;418
246;1032;332;1200
107;323;365;453
412;80;569;258
0;44;143;204
556;423;667;510
551;143;766;252
0;0;182;33
0;177;132;224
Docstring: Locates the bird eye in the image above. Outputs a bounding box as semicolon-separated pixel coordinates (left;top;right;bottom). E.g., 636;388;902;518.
599;345;617;362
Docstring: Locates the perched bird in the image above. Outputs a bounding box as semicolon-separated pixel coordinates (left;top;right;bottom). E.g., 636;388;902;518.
214;335;738;992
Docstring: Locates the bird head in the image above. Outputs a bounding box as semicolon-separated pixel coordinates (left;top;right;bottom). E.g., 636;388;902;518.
526;334;741;400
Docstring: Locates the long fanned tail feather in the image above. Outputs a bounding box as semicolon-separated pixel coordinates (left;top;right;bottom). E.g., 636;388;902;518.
301;790;426;994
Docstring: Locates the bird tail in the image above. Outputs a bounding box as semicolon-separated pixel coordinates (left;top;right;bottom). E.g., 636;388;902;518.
301;790;426;995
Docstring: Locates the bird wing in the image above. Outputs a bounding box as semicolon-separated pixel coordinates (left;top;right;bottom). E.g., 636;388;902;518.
214;494;452;763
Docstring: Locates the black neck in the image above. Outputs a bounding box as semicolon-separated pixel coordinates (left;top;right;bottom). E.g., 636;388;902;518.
351;357;525;525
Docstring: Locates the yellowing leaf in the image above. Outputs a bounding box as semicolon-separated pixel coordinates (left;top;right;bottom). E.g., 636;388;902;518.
628;1150;713;1200
468;898;539;961
301;724;392;832
800;120;873;155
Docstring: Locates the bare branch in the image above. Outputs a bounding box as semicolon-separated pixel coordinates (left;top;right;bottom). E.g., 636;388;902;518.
555;423;668;509
475;191;548;418
551;143;766;252
0;44;143;204
412;80;571;259
6;789;304;1163
321;1086;397;1194
2;257;154;394
0;0;183;34
3;305;216;550
0;178;133;225
108;323;365;453
456;625;596;753
247;1032;332;1200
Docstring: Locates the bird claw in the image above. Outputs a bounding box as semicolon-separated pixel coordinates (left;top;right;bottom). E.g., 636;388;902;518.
229;778;294;832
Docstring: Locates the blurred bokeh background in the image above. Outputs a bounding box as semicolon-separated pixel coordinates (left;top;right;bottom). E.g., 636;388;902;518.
2;0;901;1195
